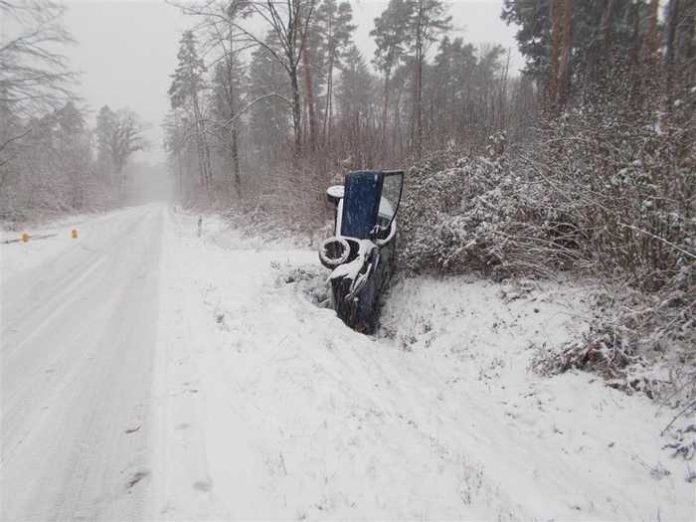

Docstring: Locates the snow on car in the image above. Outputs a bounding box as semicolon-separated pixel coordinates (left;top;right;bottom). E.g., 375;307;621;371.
319;170;404;334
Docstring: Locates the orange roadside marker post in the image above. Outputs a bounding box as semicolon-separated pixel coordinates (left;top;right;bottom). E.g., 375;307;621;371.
21;232;29;243
71;229;78;239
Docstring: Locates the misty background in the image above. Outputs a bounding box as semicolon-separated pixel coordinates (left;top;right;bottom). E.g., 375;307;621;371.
61;0;521;165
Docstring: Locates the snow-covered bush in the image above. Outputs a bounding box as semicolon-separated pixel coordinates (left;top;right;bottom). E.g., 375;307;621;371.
398;142;579;279
398;109;695;410
524;106;695;413
527;106;696;293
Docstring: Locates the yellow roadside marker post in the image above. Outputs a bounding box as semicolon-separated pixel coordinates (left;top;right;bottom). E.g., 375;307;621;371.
71;229;78;239
21;232;29;243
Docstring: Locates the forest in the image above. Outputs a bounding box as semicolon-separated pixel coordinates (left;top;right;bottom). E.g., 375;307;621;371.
1;0;694;405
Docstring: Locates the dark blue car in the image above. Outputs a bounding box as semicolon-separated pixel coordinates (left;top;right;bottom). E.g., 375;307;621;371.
319;170;404;333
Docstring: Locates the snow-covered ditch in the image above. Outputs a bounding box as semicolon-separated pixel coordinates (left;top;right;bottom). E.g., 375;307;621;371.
150;209;695;520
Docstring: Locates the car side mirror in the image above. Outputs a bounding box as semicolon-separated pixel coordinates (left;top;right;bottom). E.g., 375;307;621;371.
326;185;344;205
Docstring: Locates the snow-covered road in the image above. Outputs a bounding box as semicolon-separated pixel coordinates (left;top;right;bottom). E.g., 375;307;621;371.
1;206;163;520
1;204;694;521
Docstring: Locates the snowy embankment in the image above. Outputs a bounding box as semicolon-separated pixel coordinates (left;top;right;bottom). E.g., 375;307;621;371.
152;208;694;520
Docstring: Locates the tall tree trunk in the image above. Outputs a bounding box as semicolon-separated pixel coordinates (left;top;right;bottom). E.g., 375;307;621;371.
325;67;334;147
177;150;183;199
200;119;213;189
548;0;573;110
193;115;206;187
192;90;212;196
676;0;695;92
638;0;660;108
289;63;302;156
225;37;241;197
548;0;563;109
665;0;680;111
381;69;391;148
323;51;335;148
231;126;240;194
322;13;334;147
394;86;403;158
557;0;573;107
643;0;659;64
302;38;317;152
415;45;423;157
413;3;424;157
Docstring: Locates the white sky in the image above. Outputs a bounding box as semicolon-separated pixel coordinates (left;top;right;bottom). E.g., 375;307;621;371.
62;0;521;163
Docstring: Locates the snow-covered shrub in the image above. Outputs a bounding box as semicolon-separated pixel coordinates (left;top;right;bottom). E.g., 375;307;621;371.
526;106;696;293
523;105;695;409
533;267;695;404
398;144;579;279
399;107;695;410
526;113;694;419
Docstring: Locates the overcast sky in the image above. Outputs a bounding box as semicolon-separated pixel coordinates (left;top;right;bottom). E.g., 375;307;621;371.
62;0;521;163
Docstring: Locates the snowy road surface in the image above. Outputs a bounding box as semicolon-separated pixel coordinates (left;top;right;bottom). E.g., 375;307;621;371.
1;204;694;521
2;206;162;520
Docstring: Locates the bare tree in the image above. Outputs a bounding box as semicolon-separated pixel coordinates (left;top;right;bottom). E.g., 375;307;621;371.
174;0;317;158
95;106;147;192
168;1;251;194
0;0;77;153
110;110;147;176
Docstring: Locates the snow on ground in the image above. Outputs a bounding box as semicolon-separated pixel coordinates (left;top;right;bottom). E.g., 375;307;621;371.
153;208;695;520
2;204;694;521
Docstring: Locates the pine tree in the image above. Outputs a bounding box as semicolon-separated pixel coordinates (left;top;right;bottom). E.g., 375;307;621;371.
371;0;450;156
502;0;659;108
429;36;477;140
169;31;213;192
370;0;412;148
246;34;292;166
314;0;356;146
407;0;451;156
336;46;375;167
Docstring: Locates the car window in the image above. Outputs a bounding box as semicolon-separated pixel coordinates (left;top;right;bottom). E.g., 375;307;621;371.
379;172;403;227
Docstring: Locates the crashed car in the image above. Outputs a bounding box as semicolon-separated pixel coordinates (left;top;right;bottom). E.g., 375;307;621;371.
319;170;404;334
